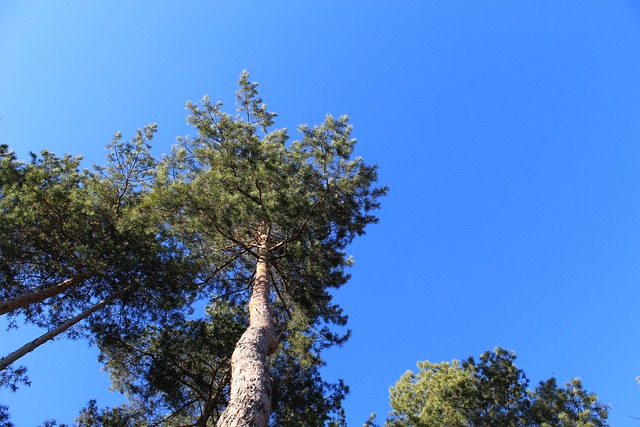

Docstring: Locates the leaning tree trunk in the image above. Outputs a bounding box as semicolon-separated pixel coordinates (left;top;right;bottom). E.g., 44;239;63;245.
0;272;91;315
0;286;130;371
216;243;277;427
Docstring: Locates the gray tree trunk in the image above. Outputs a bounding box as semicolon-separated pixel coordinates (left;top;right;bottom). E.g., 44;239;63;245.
216;244;277;427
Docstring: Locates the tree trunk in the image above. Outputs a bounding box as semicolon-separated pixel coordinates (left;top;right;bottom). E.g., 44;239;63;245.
216;245;277;427
0;272;91;316
0;286;130;371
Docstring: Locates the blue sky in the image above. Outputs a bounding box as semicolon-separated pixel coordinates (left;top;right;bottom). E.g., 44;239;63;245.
2;1;640;425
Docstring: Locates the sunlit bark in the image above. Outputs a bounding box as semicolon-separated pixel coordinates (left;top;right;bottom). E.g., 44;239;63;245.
0;272;91;316
216;240;276;427
0;287;129;371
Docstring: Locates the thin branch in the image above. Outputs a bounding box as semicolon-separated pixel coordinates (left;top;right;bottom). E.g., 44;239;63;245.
195;367;232;427
21;181;73;242
151;398;200;427
268;192;330;252
234;185;261;206
268;267;293;321
214;224;259;259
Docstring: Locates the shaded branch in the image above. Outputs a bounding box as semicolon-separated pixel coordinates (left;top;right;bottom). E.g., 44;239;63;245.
194;367;231;427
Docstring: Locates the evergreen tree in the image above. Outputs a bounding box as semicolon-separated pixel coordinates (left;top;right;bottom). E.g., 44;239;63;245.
83;299;348;426
530;377;610;427
384;348;609;427
153;71;387;426
1;72;385;426
0;131;198;423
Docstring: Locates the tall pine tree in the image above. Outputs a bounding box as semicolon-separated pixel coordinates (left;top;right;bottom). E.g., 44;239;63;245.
155;71;387;426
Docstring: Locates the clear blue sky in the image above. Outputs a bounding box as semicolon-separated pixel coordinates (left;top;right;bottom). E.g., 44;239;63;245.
2;1;640;425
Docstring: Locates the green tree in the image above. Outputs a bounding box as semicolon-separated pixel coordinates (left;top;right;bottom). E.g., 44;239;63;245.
1;72;384;426
0;132;198;424
530;377;610;427
385;348;609;427
95;301;244;426
82;299;348;426
387;359;470;427
1;130;197;352
152;71;386;426
74;400;143;427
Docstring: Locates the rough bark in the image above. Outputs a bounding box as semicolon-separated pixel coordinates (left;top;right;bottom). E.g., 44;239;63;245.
0;286;130;371
216;244;277;427
0;272;91;316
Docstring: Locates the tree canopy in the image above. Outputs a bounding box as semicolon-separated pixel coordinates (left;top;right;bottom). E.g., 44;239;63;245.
380;347;609;427
145;71;386;426
0;128;199;387
0;72;386;427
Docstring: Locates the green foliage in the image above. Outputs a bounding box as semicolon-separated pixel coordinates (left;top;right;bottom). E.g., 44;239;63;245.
0;131;199;422
0;145;91;311
387;359;470;427
269;348;349;427
530;377;610;427
1;126;198;337
458;348;531;425
386;348;609;427
0;404;13;427
89;71;385;426
157;70;386;351
1;72;385;426
37;421;69;427
74;400;145;427
0;365;30;395
89;299;348;426
96;300;245;425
